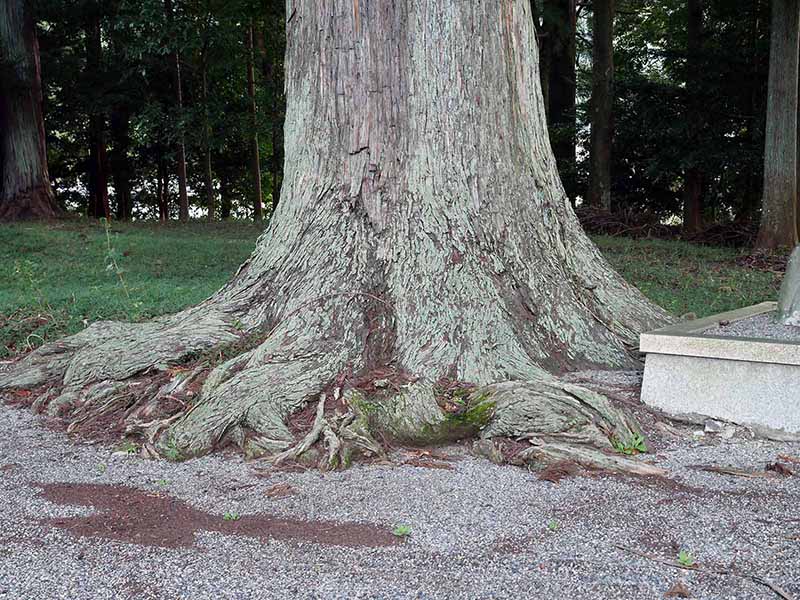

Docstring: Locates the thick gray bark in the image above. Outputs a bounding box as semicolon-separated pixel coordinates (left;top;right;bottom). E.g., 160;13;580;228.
588;0;615;210
756;0;800;249
0;1;668;471
0;0;59;221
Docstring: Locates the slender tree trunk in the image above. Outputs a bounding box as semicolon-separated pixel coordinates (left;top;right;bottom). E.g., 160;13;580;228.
756;0;800;249
588;0;615;210
246;21;264;221
682;0;704;235
164;0;189;222
157;155;168;223
219;171;231;220
0;0;59;221
540;0;577;201
2;1;668;473
739;1;765;223
271;123;282;209
110;105;133;220
201;54;215;222
85;13;110;220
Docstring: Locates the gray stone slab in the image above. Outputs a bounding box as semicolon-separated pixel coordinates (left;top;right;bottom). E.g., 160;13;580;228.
640;301;800;433
641;352;800;432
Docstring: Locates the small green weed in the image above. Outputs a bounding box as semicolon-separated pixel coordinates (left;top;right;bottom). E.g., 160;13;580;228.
115;440;138;455
392;524;412;537
96;463;107;474
612;432;648;455
547;519;559;532
162;439;183;462
677;550;695;567
223;512;241;521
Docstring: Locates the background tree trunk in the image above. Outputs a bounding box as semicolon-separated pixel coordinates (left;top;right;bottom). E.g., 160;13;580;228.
110;105;133;220
682;0;704;235
0;0;59;221
1;1;667;469
201;51;215;222
539;0;577;201
85;12;110;220
756;0;800;249
247;21;264;221
588;0;615;210
164;0;189;223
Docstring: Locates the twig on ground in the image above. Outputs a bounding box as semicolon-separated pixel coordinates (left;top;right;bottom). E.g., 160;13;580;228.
613;544;793;600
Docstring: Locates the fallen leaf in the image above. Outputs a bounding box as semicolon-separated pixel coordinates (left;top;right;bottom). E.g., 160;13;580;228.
265;483;296;498
765;462;793;477
664;580;691;598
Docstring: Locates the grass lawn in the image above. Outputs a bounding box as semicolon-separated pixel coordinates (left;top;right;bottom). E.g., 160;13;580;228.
0;220;782;358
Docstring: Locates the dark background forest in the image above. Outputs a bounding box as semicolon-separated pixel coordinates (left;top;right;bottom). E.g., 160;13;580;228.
1;0;789;247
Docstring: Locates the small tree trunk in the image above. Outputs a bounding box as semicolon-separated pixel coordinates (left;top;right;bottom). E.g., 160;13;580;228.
157;156;168;223
246;21;264;221
201;54;215;222
110;105;133;220
540;0;577;201
219;171;231;220
682;0;704;235
756;0;800;249
588;0;615;211
0;0;59;221
85;13;110;220
165;0;189;223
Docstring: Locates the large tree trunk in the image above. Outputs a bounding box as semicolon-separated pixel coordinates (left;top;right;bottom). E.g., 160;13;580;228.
756;0;800;249
0;1;668;473
539;0;577;201
587;0;615;210
0;0;59;221
246;21;264;221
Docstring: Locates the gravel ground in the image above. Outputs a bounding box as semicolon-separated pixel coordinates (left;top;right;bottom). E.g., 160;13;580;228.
1;395;799;599
703;312;800;342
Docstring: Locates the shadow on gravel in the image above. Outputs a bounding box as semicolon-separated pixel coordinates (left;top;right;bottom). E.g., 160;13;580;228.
36;482;402;549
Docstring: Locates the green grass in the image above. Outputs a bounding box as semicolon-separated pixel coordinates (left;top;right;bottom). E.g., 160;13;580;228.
0;219;261;357
0;222;782;357
595;236;781;317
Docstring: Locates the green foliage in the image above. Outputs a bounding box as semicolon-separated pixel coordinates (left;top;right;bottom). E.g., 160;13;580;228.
546;519;560;532
677;549;695;567
611;432;648;455
392;524;412;537
223;512;241;521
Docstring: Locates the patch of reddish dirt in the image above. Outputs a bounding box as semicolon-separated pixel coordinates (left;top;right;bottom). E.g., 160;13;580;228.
37;482;403;549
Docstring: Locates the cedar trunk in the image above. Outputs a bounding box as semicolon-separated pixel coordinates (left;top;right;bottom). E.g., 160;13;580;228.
0;0;59;221
756;0;800;249
1;1;668;470
588;0;615;210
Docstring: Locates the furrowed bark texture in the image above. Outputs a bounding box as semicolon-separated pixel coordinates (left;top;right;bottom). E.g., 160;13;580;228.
756;0;800;249
0;0;59;221
0;1;668;468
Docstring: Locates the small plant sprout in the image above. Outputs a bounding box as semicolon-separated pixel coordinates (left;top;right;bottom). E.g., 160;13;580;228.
392;524;412;537
611;432;648;455
677;550;695;567
100;218;131;300
96;463;107;474
223;512;241;521
156;479;170;486
115;440;138;455
547;519;559;532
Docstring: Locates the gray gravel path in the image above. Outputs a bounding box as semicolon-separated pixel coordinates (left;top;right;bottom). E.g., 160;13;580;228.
1;399;799;599
703;312;800;341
